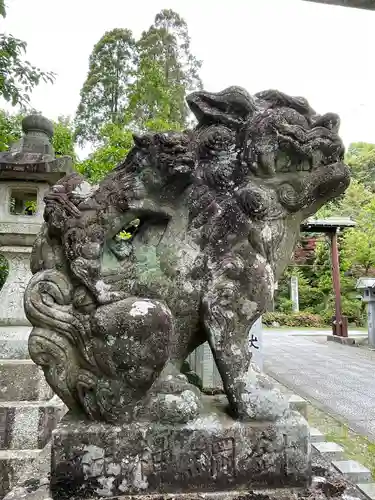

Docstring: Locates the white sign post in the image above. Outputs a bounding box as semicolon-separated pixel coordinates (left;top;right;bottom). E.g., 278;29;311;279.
188;317;263;389
249;316;263;372
291;275;299;312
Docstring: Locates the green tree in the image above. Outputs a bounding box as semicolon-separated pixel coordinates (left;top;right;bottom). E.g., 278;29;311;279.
77;123;133;182
135;9;202;129
341;197;375;275
346;142;375;192
316;179;373;219
52;116;76;160
75;29;136;145
0;110;22;151
125;55;183;133
0;3;54;107
75;10;203;181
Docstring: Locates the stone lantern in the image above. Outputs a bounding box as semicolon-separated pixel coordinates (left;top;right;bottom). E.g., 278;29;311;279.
0;114;72;357
356;277;375;347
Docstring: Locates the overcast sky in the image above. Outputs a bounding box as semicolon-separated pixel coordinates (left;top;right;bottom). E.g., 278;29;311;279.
3;0;375;152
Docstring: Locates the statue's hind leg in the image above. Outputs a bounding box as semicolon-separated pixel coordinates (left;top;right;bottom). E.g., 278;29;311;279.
202;255;288;421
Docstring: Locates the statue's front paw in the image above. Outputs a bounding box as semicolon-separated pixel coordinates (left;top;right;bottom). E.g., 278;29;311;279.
235;386;289;421
232;367;289;421
137;366;203;424
146;388;202;424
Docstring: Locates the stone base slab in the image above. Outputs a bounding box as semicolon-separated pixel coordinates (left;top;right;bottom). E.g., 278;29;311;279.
50;396;311;499
327;335;362;345
49;490;315;500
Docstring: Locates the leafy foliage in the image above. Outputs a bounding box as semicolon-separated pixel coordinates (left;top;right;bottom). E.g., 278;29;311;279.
263;311;325;328
77;123;133;182
341;197;375;275
316;180;373;220
52;116;77;160
125;55;183;133
0;110;22;151
134;9;202;129
346;142;375;192
75;29;136;145
75;9;202;149
0;3;55;107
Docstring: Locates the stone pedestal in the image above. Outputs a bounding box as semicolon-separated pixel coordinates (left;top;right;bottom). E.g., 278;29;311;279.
50;396;311;499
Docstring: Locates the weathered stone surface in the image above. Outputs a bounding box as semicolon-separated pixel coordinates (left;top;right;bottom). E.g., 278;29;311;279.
332;460;372;483
0;449;42;498
309;427;325;443
1;404;365;500
0;115;70;500
288;395;308;419
357;482;375;500
0;327;31;359
0;397;65;450
0;360;52;401
312;442;345;461
50;398;310;498
24;86;350;425
2;431;366;500
0;115;72;338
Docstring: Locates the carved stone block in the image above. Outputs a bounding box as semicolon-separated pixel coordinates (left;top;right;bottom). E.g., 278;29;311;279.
50;397;311;499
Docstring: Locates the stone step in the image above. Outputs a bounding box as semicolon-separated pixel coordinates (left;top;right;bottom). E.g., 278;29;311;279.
332;460;372;483
0;327;31;360
0;359;52;401
0;398;66;450
309;427;325;443
0;448;41;498
357;483;375;500
288;394;308;418
312;441;345;461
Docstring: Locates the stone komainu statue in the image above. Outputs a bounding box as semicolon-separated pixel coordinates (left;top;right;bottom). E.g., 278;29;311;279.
24;87;349;424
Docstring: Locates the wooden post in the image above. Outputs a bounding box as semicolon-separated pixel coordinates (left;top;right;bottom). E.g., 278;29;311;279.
329;229;347;337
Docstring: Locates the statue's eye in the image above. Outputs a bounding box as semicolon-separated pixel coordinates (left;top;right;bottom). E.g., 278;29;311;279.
116;218;140;241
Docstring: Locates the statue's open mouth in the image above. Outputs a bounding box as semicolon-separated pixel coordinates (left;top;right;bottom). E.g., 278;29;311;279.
314;161;350;198
109;218;141;260
108;206;171;261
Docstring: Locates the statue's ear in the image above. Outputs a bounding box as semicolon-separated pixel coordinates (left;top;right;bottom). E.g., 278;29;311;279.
132;134;144;147
132;133;152;149
187;87;256;127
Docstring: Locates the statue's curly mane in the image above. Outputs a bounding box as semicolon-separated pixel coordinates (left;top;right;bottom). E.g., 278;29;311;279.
112;87;347;237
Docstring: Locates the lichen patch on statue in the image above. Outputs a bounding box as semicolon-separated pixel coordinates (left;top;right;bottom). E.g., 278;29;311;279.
25;86;349;424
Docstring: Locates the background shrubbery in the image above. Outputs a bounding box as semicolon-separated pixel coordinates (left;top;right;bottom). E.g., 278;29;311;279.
263;311;325;328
